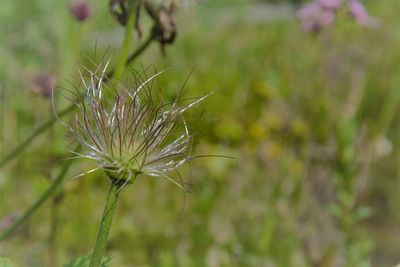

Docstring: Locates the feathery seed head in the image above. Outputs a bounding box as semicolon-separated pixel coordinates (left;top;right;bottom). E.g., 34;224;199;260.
68;62;206;187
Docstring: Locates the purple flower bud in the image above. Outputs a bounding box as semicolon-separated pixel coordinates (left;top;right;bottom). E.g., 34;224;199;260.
298;2;321;20
31;73;56;98
317;0;342;11
298;2;336;32
348;0;380;28
69;0;92;22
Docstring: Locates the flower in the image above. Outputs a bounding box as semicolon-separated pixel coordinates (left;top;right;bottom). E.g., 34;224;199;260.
347;0;380;28
67;62;207;189
297;2;336;32
69;0;92;22
31;73;56;98
297;0;380;32
317;0;342;11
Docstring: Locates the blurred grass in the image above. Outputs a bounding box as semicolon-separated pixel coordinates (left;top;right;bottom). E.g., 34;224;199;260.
1;0;400;266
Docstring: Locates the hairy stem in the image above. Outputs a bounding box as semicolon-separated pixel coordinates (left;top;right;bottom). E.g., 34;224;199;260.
0;144;81;241
89;179;124;267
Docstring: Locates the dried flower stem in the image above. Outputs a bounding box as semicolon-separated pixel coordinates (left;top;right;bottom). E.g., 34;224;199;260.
0;144;81;241
89;178;124;267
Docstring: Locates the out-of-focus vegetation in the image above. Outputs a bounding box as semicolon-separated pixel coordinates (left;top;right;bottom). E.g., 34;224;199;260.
1;0;400;266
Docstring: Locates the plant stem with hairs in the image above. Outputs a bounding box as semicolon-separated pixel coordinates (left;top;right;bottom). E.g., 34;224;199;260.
89;179;124;267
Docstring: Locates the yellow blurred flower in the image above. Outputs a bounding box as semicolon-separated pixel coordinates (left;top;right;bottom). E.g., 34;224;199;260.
290;118;309;140
248;121;267;141
214;118;244;142
266;141;283;159
286;157;304;175
263;111;283;131
252;81;274;100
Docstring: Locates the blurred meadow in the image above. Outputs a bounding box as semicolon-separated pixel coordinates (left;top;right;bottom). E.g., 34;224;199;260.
1;0;400;266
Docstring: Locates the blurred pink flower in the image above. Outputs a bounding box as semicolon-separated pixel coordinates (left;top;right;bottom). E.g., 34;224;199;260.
317;0;342;11
31;73;56;98
298;3;336;31
69;0;92;22
297;0;381;32
348;0;380;28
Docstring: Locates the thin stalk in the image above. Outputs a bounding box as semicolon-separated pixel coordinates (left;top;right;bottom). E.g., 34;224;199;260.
48;193;62;267
89;179;124;267
0;104;75;168
126;31;154;67
112;4;136;80
0;144;81;241
107;30;154;80
47;103;59;267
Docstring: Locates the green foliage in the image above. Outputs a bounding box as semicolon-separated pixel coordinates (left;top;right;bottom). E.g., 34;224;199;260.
0;257;14;267
1;0;400;266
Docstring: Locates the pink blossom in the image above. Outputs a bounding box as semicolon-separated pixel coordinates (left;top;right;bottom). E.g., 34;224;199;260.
317;0;342;11
298;2;336;31
69;0;92;22
31;73;56;98
348;0;380;28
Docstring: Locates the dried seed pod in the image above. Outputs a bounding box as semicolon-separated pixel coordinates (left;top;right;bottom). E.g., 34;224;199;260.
145;2;177;55
109;0;130;26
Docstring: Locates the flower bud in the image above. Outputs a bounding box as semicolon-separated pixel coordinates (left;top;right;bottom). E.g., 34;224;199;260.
31;73;56;98
70;0;92;22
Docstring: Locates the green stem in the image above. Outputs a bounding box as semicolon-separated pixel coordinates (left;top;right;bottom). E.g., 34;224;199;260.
0;104;75;168
113;5;136;80
126;31;154;67
89;179;124;267
107;33;154;81
0;144;81;241
48;194;61;267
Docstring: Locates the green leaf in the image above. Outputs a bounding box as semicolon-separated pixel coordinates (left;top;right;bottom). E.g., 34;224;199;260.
63;256;111;267
0;257;15;267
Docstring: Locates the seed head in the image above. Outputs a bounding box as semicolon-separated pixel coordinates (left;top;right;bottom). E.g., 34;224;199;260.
66;62;207;189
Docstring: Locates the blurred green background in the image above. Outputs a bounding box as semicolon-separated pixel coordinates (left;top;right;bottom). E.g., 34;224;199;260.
1;0;400;266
